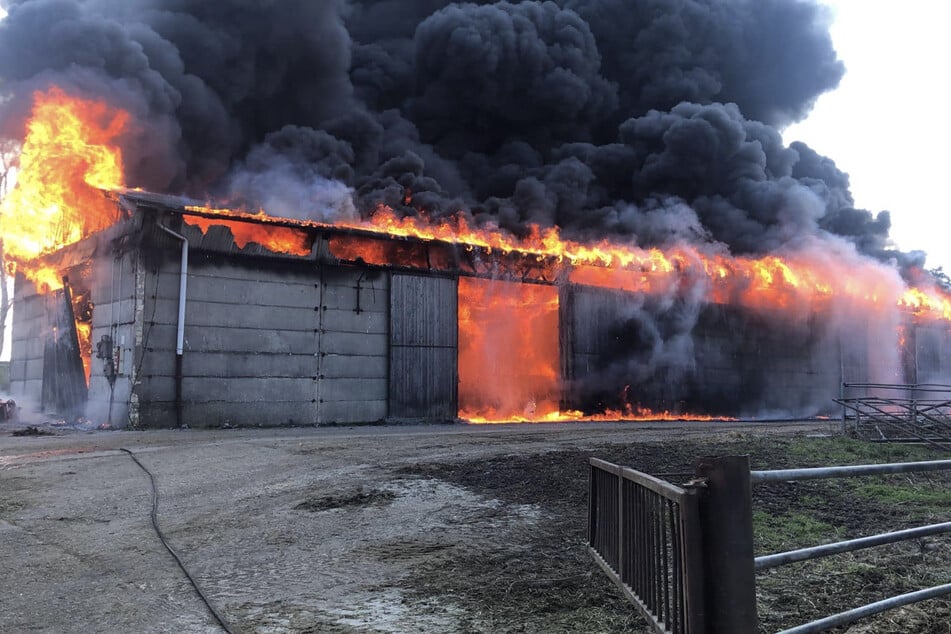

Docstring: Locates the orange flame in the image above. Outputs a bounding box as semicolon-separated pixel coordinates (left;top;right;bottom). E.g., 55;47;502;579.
333;209;928;322
75;320;92;384
899;287;951;321
463;409;732;424
183;215;312;256
458;278;561;421
0;87;129;290
182;202;951;327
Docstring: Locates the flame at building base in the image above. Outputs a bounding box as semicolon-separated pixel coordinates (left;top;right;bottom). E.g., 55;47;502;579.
460;409;733;424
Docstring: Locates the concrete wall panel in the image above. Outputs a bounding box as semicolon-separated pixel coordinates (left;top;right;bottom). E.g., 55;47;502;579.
320;332;387;356
315;267;388;424
316;400;386;423
320;354;388;379
154;270;318;309
141;351;317;379
150;298;319;332
138;401;315;427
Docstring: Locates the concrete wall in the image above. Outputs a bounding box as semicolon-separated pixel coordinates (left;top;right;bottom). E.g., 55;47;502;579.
16;227;927;425
316;267;389;424
85;251;139;427
134;255;390;427
137;257;320;427
10;255;140;424
9;275;46;404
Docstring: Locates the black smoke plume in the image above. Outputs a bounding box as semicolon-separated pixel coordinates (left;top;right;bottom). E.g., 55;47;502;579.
0;0;878;255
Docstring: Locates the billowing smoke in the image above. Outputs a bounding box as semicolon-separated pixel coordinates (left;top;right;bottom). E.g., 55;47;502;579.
0;0;930;415
0;0;876;253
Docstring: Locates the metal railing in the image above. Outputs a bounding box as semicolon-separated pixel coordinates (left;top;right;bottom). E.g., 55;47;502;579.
752;459;951;634
588;458;705;634
837;382;951;450
590;455;951;633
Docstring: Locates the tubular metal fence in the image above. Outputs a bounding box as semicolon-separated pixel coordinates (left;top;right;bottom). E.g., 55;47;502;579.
837;382;951;450
589;455;951;633
588;458;705;634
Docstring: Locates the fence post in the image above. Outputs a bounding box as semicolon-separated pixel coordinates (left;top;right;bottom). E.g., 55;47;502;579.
840;381;847;435
694;455;757;633
680;485;708;633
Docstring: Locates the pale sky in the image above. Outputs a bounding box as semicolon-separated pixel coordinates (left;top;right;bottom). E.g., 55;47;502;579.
784;0;951;271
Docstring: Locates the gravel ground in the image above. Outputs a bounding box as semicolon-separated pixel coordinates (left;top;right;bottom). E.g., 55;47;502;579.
3;417;937;633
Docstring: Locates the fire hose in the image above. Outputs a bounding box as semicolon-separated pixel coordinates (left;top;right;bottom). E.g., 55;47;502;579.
120;448;239;634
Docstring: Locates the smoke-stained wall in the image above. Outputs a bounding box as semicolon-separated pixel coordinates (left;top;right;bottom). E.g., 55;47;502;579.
85;250;138;426
560;285;898;418
9;247;138;425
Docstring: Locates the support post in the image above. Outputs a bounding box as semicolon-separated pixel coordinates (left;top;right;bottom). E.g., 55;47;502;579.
839;338;847;436
840;381;847;436
693;455;757;633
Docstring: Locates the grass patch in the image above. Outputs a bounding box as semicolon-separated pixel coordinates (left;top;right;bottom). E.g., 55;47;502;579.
753;509;841;553
851;479;951;512
784;436;940;466
778;436;951;520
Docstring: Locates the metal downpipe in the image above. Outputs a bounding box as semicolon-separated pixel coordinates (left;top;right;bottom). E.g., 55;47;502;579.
158;224;188;428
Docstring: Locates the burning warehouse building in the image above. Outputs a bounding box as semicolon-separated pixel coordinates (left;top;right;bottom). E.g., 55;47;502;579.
4;2;951;428
8;187;951;428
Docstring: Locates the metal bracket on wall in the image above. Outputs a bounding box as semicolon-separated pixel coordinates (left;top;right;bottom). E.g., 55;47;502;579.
355;270;366;314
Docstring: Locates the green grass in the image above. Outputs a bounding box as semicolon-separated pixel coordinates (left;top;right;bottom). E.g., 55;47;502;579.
753;436;951;553
785;436;941;466
753;509;841;552
852;480;951;511
781;436;951;519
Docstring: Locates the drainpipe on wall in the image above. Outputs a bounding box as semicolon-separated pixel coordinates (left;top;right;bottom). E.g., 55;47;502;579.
158;224;188;428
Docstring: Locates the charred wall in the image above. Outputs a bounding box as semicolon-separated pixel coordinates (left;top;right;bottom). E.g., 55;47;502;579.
9;224;139;424
561;285;847;417
84;250;139;426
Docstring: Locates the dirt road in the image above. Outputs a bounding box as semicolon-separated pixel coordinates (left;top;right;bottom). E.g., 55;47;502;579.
1;420;829;633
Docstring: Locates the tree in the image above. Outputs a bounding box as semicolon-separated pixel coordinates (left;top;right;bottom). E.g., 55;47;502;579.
0;139;19;361
929;266;951;292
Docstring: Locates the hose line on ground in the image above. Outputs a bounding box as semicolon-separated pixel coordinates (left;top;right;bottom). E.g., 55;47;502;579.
119;447;239;634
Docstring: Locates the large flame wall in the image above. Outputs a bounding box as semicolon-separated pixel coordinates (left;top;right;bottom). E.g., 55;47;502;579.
458;278;561;422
